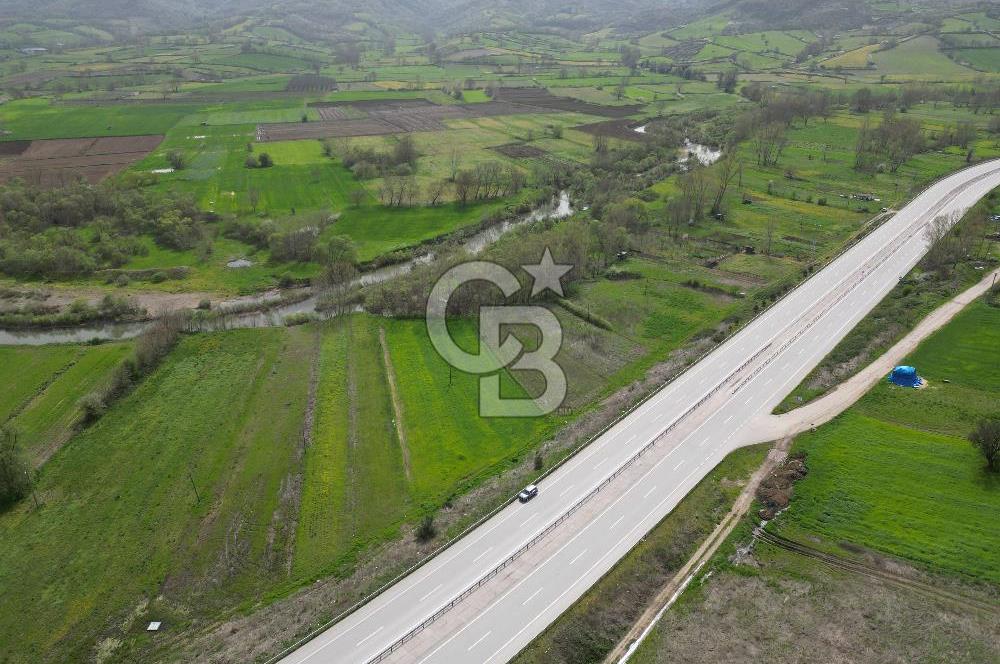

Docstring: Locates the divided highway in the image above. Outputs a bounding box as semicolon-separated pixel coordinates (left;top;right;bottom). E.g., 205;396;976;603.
277;160;1000;664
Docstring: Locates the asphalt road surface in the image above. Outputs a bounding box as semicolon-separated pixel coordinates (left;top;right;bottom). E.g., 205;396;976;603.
278;160;1000;664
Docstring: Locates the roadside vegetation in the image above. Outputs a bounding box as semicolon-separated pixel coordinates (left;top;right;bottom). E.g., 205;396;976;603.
777;297;1000;582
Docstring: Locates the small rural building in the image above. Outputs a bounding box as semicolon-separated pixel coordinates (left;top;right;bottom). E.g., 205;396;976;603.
888;365;922;388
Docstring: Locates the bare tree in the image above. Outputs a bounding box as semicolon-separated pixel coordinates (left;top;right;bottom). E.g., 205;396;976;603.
348;188;366;208
677;166;712;222
166;150;185;171
448;147;462;181
664;196;692;239
711;151;740;216
619;46;640;71
593;134;609;154
454;170;474;206
247;187;260;213
753;122;787;167
316;235;358;316
427;180;448;205
764;217;777;255
855;112;925;173
954;121;977;149
921;213;960;271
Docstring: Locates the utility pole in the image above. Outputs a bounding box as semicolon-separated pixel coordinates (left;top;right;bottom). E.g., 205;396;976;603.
27;470;38;509
187;468;200;503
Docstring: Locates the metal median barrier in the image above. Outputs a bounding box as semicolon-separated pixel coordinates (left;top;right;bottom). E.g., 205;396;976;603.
266;161;1000;664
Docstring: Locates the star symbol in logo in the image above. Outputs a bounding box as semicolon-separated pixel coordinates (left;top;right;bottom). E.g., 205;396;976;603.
522;247;572;297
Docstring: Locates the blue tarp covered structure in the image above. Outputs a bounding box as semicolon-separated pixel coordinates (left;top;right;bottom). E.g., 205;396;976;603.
888;365;922;388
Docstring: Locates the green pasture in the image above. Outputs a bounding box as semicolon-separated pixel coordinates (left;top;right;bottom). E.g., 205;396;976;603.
777;298;1000;584
0;327;314;662
0;343;131;463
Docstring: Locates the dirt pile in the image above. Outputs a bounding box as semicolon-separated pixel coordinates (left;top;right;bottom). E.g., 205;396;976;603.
756;454;808;519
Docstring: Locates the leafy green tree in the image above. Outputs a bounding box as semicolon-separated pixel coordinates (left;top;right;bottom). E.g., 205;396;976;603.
969;419;1000;471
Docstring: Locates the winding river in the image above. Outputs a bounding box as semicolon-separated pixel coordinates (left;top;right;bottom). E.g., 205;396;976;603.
1;193;573;346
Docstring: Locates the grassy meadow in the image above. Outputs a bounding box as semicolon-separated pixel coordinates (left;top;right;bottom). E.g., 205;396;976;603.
775;298;1000;583
0;343;132;464
0;328;314;661
0;316;557;660
295;316;553;579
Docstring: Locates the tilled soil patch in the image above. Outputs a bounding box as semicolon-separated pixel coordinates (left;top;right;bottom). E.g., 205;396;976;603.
494;87;642;118
491;143;548;158
258;101;543;141
0;135;163;186
573;118;649;141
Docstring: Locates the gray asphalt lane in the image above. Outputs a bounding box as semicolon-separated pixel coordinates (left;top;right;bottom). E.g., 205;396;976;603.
278;161;1000;664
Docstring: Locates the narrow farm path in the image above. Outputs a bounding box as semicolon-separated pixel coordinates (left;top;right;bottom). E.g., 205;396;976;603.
605;437;793;664
379;326;412;482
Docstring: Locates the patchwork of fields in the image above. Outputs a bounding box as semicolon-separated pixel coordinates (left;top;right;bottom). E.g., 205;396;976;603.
1;4;999;662
0;317;560;660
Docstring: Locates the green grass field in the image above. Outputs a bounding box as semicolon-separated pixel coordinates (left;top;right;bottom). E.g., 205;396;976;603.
294;316;551;579
872;36;979;79
332;199;508;261
0;343;132;463
134;124;356;214
574;258;738;354
0;328;313;662
953;47;1000;73
294;316;409;579
822;43;880;69
775;298;1000;584
0;315;564;660
0;346;79;423
0;99;196;141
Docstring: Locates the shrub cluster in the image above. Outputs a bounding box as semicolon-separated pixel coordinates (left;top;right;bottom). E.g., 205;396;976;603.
0;294;145;328
79;313;187;425
0;180;202;280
